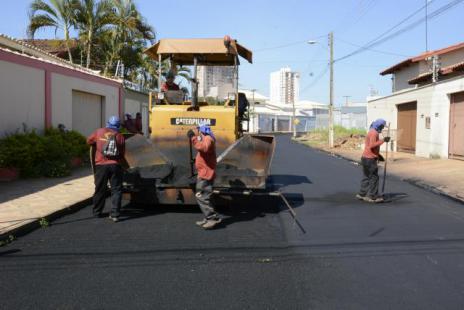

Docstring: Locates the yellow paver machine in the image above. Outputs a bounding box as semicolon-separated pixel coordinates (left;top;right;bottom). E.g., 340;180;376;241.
123;37;295;214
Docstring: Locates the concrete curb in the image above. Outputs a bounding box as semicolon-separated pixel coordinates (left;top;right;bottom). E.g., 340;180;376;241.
0;197;92;244
308;145;464;205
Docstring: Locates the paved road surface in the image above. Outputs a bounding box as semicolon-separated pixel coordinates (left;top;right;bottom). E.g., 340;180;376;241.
1;135;464;309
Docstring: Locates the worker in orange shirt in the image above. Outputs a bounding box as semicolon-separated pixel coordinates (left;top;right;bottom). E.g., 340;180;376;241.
357;119;390;203
187;124;221;229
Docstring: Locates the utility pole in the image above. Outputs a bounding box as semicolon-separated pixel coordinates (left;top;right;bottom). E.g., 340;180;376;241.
425;0;429;51
329;32;334;148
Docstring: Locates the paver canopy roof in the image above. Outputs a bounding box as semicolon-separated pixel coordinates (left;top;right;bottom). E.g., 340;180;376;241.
144;38;252;65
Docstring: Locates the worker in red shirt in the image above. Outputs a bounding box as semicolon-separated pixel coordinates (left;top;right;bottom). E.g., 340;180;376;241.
187;124;221;229
87;116;126;222
135;112;143;134
161;71;180;92
357;119;390;203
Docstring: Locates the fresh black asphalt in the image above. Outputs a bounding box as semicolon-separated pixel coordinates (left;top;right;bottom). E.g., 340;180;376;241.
1;134;464;310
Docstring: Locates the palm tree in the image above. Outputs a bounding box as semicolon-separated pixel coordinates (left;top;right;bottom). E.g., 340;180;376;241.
74;0;113;68
138;58;191;91
28;0;78;63
100;0;155;76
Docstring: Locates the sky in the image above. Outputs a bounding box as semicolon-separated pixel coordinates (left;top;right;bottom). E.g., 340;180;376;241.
1;0;463;105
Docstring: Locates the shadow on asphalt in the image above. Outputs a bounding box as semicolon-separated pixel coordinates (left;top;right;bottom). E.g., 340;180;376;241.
300;191;410;206
383;192;409;203
114;193;306;229
268;174;312;191
0;249;21;256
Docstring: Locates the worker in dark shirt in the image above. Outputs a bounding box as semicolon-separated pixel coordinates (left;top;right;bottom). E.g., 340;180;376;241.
357;119;390;203
161;71;180;92
135;112;143;134
87;116;126;222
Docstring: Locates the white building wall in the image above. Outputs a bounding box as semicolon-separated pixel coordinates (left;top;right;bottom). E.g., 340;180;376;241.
0;60;45;134
394;64;420;92
368;76;464;158
437;49;464;68
269;71;281;103
269;67;299;104
51;73;119;130
124;89;148;116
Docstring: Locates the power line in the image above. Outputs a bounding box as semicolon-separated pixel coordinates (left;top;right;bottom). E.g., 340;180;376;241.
336;0;379;34
300;64;330;93
331;0;377;33
254;59;327;64
347;0;438;53
253;40;308;52
335;0;462;62
335;37;412;57
254;35;326;53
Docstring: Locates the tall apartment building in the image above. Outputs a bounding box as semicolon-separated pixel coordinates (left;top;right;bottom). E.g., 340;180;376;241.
270;67;300;104
197;66;235;99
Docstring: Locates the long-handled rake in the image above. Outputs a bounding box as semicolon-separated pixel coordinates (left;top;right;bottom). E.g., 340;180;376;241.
381;122;391;196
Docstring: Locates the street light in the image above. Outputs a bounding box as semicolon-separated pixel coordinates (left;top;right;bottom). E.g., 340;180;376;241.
306;34;334;148
290;41;318;139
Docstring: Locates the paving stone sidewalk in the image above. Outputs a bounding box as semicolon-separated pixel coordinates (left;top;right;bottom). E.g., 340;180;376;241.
0;167;94;236
318;146;464;203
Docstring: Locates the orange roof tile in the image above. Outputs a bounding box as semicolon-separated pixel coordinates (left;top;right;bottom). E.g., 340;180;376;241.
381;41;464;76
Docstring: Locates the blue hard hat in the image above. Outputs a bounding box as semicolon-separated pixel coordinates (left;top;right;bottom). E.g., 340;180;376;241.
107;115;121;130
198;123;216;141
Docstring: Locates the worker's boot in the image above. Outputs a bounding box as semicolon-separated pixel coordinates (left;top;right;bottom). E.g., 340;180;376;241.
364;196;384;203
195;219;207;227
201;218;222;230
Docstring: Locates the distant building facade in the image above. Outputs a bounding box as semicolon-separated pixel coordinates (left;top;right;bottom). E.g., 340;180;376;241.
334;102;368;130
0;33;150;137
269;67;300;104
197;66;234;99
247;98;329;133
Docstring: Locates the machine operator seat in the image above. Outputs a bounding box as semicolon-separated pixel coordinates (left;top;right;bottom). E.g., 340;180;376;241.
164;90;185;104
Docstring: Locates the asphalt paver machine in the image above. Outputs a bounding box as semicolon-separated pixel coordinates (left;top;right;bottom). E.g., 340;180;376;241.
122;37;295;216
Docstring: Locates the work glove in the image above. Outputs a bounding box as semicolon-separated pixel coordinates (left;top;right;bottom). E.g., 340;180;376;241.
383;136;391;143
378;154;385;162
187;129;195;139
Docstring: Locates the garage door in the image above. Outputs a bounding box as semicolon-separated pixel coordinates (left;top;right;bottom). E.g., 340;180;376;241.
397;102;417;153
72;90;103;137
277;119;290;132
449;92;464;159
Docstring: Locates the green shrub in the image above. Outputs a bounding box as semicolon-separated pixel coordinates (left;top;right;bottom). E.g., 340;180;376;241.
0;131;46;176
37;159;71;177
0;127;89;178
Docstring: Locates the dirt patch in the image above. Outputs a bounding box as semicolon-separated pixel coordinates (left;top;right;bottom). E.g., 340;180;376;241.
333;134;365;150
297;132;365;150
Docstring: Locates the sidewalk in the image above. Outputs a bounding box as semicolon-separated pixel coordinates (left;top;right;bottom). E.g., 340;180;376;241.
311;145;464;203
0;167;94;237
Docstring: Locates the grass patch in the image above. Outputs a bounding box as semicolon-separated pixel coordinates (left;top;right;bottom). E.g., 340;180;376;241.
297;126;367;149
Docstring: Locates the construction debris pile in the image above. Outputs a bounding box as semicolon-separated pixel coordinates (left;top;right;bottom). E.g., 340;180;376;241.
333;134;365;150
